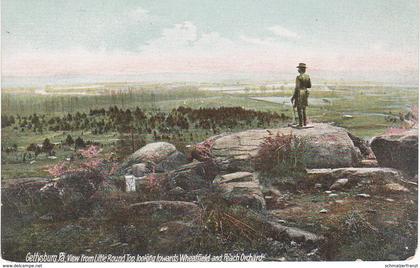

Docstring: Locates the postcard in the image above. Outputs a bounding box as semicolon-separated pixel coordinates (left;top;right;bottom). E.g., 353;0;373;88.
1;0;418;266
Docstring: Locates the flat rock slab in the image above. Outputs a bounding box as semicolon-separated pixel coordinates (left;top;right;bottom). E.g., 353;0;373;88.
360;159;379;167
207;123;362;172
219;181;261;192
2;177;51;190
289;125;315;129
383;183;410;193
213;171;255;184
306;167;404;187
263;220;324;246
307;167;403;179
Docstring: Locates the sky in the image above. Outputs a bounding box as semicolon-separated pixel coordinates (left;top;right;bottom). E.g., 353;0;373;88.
2;0;419;85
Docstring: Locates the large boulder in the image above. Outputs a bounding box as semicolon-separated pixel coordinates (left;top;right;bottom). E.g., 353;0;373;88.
370;129;418;176
122;142;188;174
206;123;362;172
128;142;177;164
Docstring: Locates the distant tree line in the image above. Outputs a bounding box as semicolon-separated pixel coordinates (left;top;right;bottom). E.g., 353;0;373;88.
3;106;288;136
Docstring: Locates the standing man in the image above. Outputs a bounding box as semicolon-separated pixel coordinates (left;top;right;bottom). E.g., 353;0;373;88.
291;63;311;127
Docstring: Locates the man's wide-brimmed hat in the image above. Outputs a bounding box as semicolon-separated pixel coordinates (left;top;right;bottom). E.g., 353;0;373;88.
296;63;307;68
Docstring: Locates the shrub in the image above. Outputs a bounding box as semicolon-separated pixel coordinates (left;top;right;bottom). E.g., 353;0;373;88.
43;145;119;218
65;134;74;146
190;188;267;254
188;139;214;161
322;209;417;260
400;104;418;126
188;188;316;259
42;138;54;155
385;105;418;135
46;145;117;179
74;136;86;149
254;132;308;178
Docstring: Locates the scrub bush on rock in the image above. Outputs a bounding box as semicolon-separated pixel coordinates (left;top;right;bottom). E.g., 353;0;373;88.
254;132;309;188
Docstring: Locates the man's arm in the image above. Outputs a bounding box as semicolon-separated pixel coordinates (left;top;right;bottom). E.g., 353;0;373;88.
291;77;299;103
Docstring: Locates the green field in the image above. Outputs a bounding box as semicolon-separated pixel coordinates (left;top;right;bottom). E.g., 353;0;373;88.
1;82;417;180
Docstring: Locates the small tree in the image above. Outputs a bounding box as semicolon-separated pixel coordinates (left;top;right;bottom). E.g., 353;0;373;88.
34;146;42;159
65;134;74;146
74;137;86;149
42;138;54;156
27;143;36;152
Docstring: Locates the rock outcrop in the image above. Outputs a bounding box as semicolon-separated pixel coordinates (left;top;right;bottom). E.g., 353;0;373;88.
383;183;409;193
370;129;418;176
155;151;188;172
125;160;219;202
306;167;406;191
1;177;52;219
39;170;108;218
204;123;362;172
167;160;218;192
122;142;190;192
6;122;416;260
2;170;110;220
214;172;266;211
